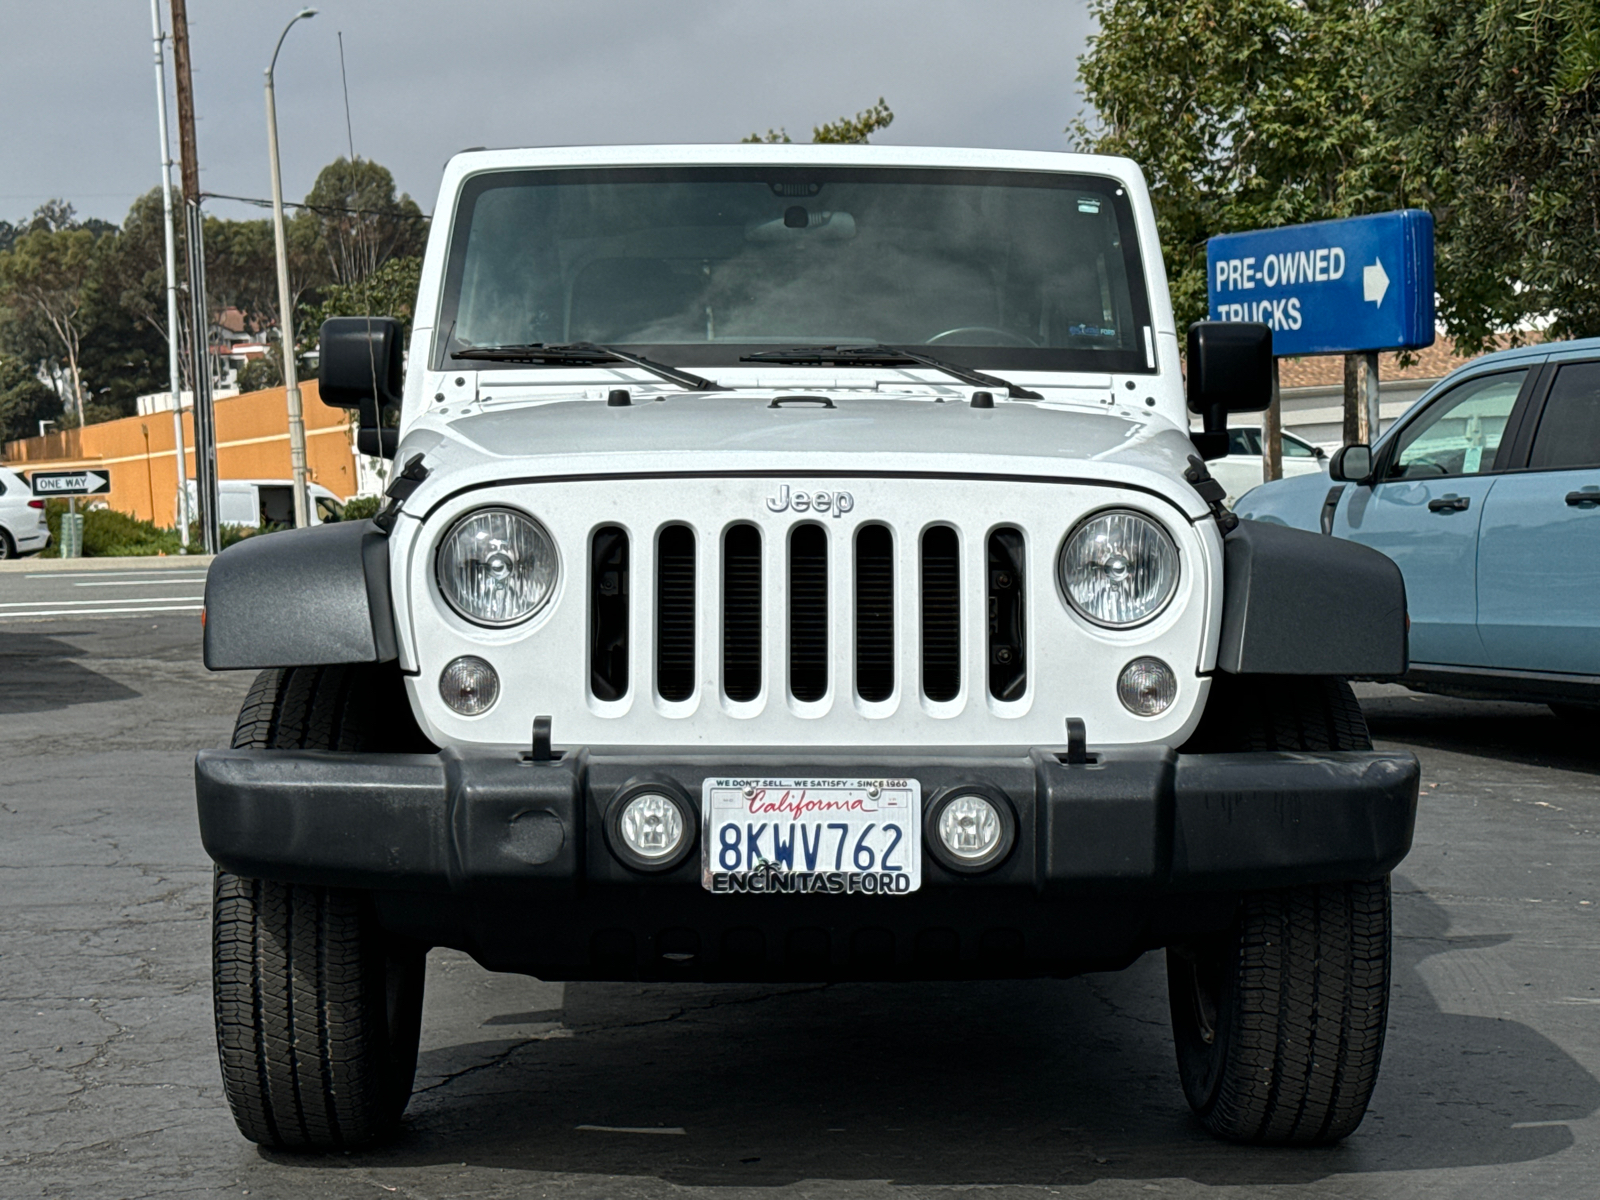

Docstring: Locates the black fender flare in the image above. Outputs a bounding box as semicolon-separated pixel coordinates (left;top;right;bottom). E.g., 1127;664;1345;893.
1216;519;1408;676
203;520;398;670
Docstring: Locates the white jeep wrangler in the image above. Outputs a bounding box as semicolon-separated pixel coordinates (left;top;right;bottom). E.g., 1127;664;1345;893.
196;145;1417;1150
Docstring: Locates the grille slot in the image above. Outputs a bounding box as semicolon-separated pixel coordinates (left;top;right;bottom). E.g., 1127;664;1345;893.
854;523;895;702
789;524;829;701
987;527;1026;701
655;524;696;701
921;526;961;702
722;523;763;701
589;525;629;701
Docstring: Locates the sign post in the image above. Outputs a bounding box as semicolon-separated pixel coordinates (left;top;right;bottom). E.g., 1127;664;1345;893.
29;470;111;560
1208;210;1435;474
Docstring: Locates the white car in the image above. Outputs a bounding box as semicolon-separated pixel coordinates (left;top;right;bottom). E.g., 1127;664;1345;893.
1204;425;1327;508
0;465;50;558
193;144;1420;1151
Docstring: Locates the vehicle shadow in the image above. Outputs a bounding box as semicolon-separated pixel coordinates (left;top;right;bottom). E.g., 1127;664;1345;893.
275;883;1598;1188
0;633;139;715
1359;686;1600;776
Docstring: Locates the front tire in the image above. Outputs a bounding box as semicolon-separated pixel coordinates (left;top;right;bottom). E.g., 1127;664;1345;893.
1169;676;1392;1144
212;665;427;1150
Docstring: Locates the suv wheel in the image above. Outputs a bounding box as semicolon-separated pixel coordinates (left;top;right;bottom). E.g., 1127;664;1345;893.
212;665;427;1149
0;528;15;559
1169;676;1392;1144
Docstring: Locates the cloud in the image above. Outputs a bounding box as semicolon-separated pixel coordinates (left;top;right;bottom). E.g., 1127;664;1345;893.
2;0;1094;227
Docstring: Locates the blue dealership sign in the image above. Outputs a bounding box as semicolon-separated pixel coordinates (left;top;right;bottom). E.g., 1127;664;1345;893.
1207;210;1435;356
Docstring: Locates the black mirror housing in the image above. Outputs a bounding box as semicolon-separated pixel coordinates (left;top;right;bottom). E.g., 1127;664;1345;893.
320;317;405;460
1329;444;1374;483
1186;321;1273;415
1186;321;1272;461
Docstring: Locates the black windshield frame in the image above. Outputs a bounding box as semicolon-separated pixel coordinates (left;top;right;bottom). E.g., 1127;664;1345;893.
432;165;1157;375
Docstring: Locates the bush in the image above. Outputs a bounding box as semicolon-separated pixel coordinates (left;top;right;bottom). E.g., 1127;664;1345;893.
42;501;180;557
39;501;267;557
340;494;383;521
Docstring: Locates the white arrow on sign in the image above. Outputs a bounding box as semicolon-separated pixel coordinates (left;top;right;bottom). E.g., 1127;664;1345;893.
1363;258;1390;306
33;470;110;495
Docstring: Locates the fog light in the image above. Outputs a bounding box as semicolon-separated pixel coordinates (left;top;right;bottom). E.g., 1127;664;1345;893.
1118;656;1176;717
927;788;1016;873
620;793;684;859
439;655;499;715
606;784;695;872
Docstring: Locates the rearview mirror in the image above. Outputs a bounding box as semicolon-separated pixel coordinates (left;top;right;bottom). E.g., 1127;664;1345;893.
320;316;404;459
1186;321;1273;460
1329;444;1373;483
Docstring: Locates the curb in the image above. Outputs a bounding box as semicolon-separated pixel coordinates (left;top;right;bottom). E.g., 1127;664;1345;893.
0;554;214;574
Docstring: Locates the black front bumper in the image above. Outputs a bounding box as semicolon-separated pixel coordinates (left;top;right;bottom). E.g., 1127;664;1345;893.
194;746;1418;981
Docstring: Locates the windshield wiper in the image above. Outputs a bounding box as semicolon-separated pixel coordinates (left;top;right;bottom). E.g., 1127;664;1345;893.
740;344;1042;400
452;342;729;392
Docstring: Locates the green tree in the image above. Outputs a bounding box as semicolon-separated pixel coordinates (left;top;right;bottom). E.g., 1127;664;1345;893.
1074;0;1373;332
1361;0;1600;345
308;255;424;334
0;221;102;423
744;98;895;145
304;158;428;287
0;353;56;444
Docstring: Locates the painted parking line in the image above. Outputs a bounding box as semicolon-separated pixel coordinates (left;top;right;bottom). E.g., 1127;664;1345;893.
72;577;209;586
23;570;206;580
0;601;206;611
0;603;204;620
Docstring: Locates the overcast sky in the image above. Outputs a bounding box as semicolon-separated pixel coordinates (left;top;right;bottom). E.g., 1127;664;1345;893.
3;1;1098;228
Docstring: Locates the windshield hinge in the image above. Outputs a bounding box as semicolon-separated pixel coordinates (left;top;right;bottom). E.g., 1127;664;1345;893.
1184;455;1239;534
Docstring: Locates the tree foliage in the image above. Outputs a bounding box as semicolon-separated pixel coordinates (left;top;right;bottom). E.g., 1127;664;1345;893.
0;156;430;432
1075;0;1600;349
744;98;895;145
1074;0;1373;333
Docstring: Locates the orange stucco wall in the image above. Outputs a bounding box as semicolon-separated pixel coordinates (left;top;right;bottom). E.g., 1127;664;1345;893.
1;382;362;527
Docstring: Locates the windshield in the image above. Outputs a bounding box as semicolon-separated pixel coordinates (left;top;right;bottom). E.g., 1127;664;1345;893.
435;166;1154;374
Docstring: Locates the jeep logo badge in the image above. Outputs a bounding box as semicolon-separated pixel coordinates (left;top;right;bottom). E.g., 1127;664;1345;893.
765;485;854;518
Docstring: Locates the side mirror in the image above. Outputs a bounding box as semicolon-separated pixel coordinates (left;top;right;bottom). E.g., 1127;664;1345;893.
1187;321;1273;460
320;316;404;459
1329;444;1374;483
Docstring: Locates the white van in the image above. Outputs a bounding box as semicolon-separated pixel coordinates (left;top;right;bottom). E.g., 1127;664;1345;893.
180;480;349;530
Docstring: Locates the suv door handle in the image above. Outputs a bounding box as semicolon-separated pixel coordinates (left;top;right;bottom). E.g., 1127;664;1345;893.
1566;490;1600;508
1428;494;1471;513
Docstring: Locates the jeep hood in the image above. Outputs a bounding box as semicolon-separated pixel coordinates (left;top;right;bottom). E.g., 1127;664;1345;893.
396;393;1213;520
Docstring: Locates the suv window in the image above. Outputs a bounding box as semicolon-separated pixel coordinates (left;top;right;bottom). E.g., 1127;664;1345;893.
315;496;344;523
1282;433;1316;458
1528;361;1600;470
1228;428;1261;456
1387;370;1527;479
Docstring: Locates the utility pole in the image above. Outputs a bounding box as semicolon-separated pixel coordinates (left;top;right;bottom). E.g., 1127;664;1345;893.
150;0;189;547
170;0;220;553
266;8;318;531
1262;358;1283;483
1342;351;1381;446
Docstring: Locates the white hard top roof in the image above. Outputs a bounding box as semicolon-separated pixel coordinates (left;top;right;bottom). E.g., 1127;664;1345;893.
439;144;1147;192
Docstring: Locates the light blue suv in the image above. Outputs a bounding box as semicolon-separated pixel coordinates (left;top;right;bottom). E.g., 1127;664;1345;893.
1237;336;1600;717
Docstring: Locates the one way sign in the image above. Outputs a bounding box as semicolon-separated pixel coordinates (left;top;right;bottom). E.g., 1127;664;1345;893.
30;469;111;497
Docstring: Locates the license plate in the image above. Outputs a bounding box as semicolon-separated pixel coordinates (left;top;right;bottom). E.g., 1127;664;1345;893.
701;777;922;895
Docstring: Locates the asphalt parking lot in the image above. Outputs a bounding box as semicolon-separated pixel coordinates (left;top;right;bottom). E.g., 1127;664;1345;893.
2;559;1597;1199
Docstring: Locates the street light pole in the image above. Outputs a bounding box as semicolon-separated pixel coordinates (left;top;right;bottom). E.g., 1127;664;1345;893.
150;0;190;547
265;8;317;530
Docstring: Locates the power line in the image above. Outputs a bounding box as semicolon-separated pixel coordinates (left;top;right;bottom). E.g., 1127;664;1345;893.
199;191;431;221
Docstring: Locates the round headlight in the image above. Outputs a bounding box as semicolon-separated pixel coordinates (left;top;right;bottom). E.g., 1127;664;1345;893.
436;507;558;626
1058;510;1179;627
